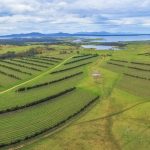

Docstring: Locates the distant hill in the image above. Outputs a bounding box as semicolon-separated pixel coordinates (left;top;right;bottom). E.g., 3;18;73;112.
0;32;149;38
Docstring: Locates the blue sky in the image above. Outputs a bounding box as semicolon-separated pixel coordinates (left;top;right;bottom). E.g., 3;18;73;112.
0;0;150;35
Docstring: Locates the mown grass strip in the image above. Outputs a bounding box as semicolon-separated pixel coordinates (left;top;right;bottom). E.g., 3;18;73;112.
0;87;76;114
0;95;99;148
127;66;150;72
51;62;92;74
17;72;83;92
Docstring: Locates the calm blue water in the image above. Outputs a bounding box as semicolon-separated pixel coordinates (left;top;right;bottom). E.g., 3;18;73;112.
82;45;118;50
79;35;150;50
77;35;150;42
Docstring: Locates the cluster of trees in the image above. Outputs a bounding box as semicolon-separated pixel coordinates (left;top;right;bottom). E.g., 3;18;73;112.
0;63;32;75
0;95;99;148
0;48;42;59
110;59;128;63
0;87;76;115
131;61;150;66
11;59;48;68
107;62;125;67
0;51;16;59
0;60;41;71
17;72;83;92
124;73;149;80
65;54;98;65
59;51;68;54
0;70;21;80
51;62;92;74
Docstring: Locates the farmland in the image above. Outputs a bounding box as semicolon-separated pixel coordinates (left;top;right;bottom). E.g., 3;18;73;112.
0;41;150;150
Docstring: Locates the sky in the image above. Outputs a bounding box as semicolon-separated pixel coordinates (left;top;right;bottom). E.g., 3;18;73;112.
0;0;150;35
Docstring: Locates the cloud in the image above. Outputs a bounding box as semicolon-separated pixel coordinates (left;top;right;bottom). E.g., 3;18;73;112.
0;0;150;34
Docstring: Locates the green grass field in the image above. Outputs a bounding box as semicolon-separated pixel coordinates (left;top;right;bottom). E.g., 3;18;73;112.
0;42;149;150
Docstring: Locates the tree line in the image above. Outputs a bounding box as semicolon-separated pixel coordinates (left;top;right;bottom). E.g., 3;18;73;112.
33;57;60;63
0;70;21;80
36;57;60;63
107;62;125;67
0;95;99;148
138;52;150;56
22;58;54;65
17;72;83;92
51;62;92;74
131;61;150;66
0;60;41;71
124;73;150;80
0;87;76;115
110;59;128;63
64;54;98;65
73;54;92;58
108;62;150;72
41;56;63;60
11;59;48;68
0;63;32;75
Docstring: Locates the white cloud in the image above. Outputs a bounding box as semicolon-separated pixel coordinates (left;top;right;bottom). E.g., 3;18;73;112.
0;0;150;34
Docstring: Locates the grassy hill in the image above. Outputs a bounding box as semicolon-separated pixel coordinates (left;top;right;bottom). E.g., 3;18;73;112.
0;42;149;150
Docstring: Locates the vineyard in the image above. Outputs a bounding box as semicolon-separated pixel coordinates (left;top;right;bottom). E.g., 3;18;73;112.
0;52;100;148
0;42;150;150
103;55;150;97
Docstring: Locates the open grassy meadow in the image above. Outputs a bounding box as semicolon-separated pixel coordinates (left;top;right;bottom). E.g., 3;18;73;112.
0;42;149;150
